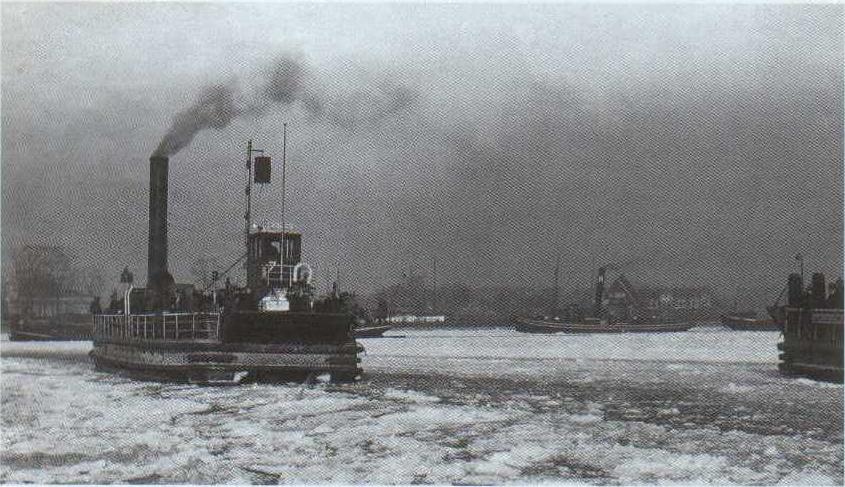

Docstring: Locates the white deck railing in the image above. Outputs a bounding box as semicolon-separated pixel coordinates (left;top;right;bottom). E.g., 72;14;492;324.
93;313;221;342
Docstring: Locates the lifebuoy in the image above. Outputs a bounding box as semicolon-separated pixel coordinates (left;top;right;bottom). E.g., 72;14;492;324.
292;263;313;285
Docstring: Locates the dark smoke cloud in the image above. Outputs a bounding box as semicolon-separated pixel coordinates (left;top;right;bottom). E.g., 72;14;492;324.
302;84;418;129
153;55;418;157
262;56;306;104
153;84;241;157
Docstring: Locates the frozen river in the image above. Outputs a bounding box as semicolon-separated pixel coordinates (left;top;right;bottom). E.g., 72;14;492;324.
1;327;842;484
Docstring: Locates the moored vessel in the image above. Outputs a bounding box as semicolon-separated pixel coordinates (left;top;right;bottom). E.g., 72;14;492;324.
354;324;393;338
777;272;843;383
8;313;93;341
4;261;99;341
720;313;781;331
515;317;693;334
91;137;362;384
515;266;693;334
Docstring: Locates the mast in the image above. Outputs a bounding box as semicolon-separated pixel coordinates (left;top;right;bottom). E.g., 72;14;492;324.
281;123;287;236
243;139;264;285
281;124;287;284
553;254;560;314
432;256;438;313
244;139;253;251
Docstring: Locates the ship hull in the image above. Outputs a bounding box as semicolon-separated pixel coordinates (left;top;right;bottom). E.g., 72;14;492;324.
778;307;843;383
515;318;693;334
90;341;362;385
91;312;362;385
720;315;782;331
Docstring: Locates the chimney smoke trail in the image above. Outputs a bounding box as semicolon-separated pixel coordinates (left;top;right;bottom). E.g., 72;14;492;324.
152;55;417;158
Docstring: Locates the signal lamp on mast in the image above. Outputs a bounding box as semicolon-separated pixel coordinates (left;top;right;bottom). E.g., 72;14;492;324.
254;156;271;184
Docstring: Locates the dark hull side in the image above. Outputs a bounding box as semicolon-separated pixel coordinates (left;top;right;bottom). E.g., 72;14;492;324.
721;315;782;331
354;325;392;338
90;341;362;385
515;318;693;334
91;311;362;385
8;314;92;341
778;307;843;383
221;311;353;344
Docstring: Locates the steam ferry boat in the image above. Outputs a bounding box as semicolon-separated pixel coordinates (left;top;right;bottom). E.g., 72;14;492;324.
91;139;362;384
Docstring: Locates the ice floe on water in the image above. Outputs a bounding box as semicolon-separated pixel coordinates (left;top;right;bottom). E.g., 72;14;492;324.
1;328;842;484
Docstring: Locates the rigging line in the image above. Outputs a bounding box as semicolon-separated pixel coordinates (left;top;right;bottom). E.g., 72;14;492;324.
772;282;789;307
202;251;248;292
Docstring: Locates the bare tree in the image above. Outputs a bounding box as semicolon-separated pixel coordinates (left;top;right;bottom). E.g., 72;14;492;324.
74;267;105;298
11;245;75;315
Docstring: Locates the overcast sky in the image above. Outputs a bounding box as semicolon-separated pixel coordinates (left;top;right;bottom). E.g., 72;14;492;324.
2;3;842;299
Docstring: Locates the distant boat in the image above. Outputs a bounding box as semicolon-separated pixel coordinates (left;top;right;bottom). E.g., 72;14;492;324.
515;317;693;334
515;266;692;334
8;313;93;341
720;284;788;331
720;313;781;331
385;314;446;327
354;324;392;338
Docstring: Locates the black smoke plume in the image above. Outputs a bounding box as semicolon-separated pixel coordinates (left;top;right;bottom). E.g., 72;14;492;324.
153;84;241;157
152;55;417;157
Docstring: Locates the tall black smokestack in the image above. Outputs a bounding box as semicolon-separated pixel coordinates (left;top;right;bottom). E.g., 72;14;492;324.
147;155;174;310
148;156;168;282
